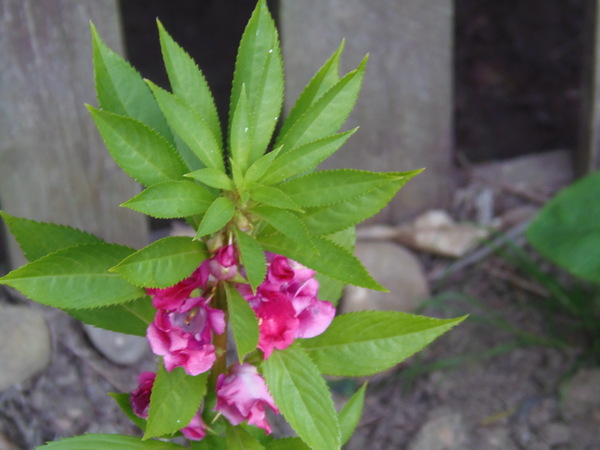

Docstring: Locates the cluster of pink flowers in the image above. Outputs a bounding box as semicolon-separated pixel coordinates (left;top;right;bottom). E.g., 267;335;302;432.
130;363;278;438
133;246;335;438
145;246;236;376
130;371;207;440
238;253;336;358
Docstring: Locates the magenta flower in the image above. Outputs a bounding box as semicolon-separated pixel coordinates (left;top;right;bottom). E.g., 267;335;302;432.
215;363;279;434
130;371;207;441
146;266;204;310
238;254;335;358
147;296;226;376
130;371;156;419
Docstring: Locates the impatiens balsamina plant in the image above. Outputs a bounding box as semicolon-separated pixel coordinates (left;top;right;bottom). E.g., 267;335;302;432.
0;2;463;449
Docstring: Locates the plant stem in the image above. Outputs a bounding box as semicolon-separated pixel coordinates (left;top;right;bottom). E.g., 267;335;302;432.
209;284;228;390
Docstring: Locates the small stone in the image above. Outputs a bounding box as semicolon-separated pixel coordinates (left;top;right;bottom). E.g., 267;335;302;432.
560;368;600;421
539;422;570;446
396;210;489;258
0;306;51;391
341;241;429;314
0;433;19;450
407;407;468;450
83;325;149;366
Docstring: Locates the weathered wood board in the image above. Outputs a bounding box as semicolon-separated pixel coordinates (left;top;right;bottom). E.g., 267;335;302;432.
578;0;600;174
0;0;149;269
280;0;455;223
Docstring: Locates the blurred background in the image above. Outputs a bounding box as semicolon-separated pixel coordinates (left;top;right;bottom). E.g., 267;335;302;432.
1;0;599;448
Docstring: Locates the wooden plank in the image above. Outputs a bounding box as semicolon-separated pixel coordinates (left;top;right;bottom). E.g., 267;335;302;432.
280;0;455;223
578;0;600;175
0;0;149;269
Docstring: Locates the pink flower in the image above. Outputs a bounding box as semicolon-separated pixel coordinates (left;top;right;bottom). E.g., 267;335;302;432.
130;372;207;441
146;266;204;310
130;371;156;419
181;412;207;441
238;254;335;358
147;297;226;376
215;363;279;434
199;245;238;287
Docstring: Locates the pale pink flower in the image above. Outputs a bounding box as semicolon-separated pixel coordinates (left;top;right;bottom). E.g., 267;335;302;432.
215;363;279;434
146;297;226;376
181;412;207;441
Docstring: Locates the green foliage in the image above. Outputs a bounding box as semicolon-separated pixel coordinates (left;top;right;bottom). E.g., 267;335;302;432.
145;366;208;439
66;296;155;336
225;423;265;450
225;284;260;362
87;107;188;186
300;311;466;376
234;228;267;291
37;433;186;449
263;344;340;450
109;393;148;431
338;383;367;445
195;197;236;238
526;170;600;284
121;181;215;219
0;212;103;262
0;243;144;309
111;237;208;288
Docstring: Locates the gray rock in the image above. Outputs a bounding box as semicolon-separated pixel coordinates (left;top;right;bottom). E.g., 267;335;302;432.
341;241;429;314
560;368;600;420
0;306;51;391
83;324;149;366
539;422;570;446
407;407;468;450
0;432;19;450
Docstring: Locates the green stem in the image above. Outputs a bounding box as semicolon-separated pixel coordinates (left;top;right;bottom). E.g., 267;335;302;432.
209;284;228;391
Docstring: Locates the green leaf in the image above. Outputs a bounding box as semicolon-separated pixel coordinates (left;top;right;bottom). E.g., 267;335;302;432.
339;383;367;445
111;237;208;288
121;180;215;219
278;169;402;208
37;433;186;449
248;184;303;212
87;107;188;186
65;296;155;336
262;344;340;450
145;365;208;439
186;168;234;191
158;20;223;147
526;170;600;284
230;0;283;161
230;85;252;172
251;206;312;246
109;392;147;431
276;56;367;153
225;284;259;362
244;146;282;185
259;234;386;292
302;170;422;235
91;24;172;141
191;436;227;450
226;423;265;450
314;228;356;305
301;311;466;376
147;81;225;172
278;41;344;142
0;243;144;309
259;130;357;185
234;228;267;292
0;212;103;262
265;438;310;450
195;197;236;238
